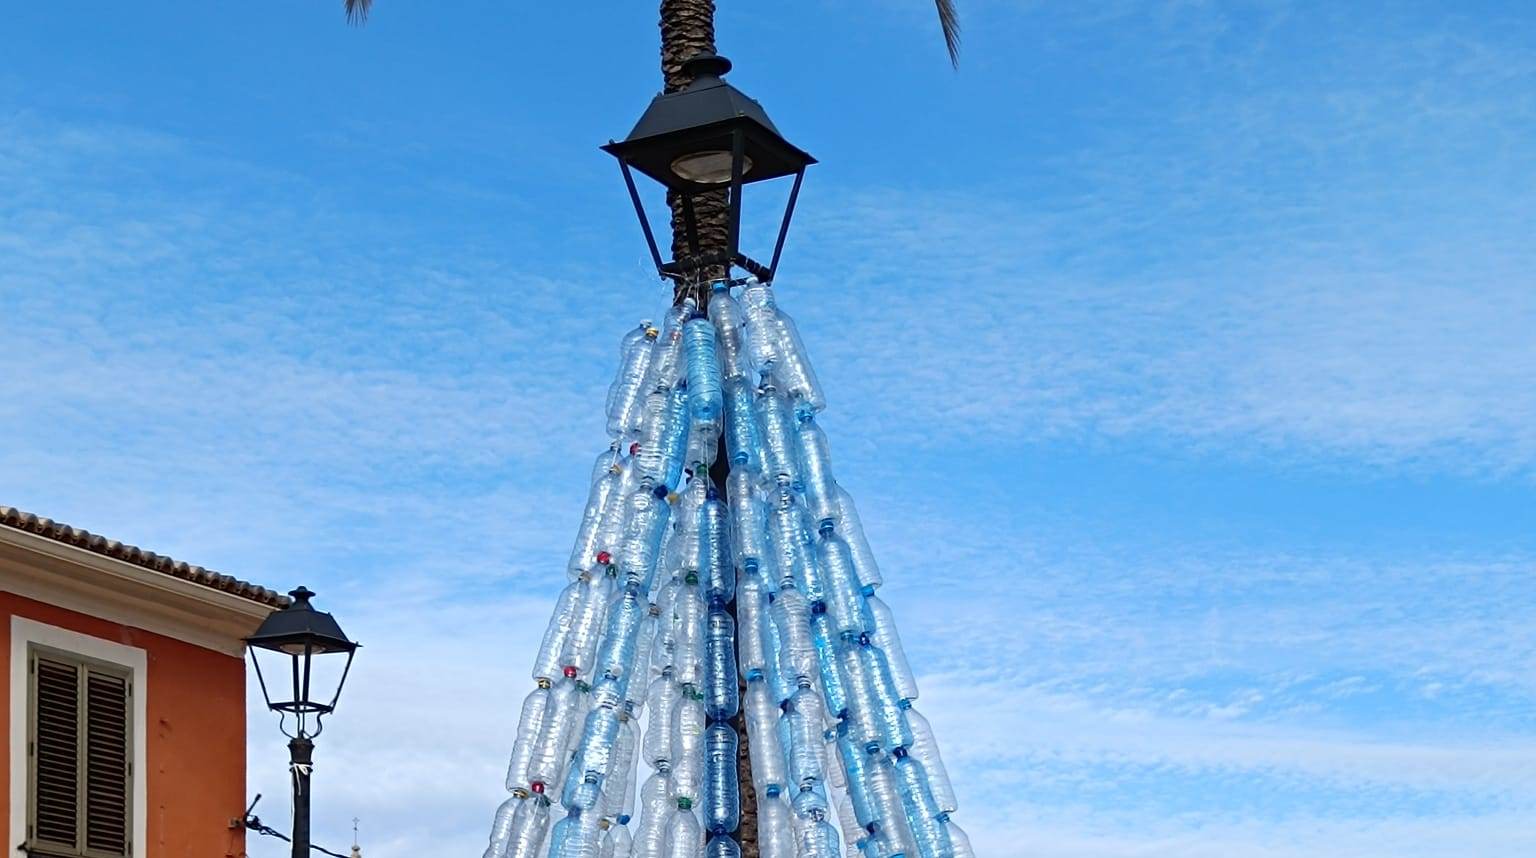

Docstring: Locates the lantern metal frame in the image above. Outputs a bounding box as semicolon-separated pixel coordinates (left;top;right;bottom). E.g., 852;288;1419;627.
602;53;816;285
246;586;358;740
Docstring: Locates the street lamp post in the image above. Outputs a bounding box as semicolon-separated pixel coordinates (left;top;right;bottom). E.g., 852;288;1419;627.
603;52;816;293
246;587;360;858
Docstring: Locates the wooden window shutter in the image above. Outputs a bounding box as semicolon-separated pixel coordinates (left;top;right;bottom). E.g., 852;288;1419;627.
31;656;81;851
28;648;133;858
84;669;131;856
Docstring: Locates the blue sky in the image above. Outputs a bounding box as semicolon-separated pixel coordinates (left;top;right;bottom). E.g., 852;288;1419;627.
4;1;1536;855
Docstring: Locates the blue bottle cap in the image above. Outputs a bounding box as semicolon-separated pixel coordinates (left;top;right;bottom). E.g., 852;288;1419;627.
653;485;670;498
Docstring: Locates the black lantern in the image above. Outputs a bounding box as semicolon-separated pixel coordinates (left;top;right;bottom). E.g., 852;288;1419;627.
247;587;358;858
603;53;816;285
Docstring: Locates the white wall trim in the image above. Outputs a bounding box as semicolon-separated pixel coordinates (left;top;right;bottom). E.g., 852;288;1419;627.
9;616;148;858
0;526;271;657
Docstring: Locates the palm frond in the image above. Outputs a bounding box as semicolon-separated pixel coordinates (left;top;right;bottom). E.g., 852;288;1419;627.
345;0;371;25
936;0;961;67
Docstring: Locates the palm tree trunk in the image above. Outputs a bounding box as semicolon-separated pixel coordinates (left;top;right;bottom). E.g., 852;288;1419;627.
659;7;755;849
660;0;731;305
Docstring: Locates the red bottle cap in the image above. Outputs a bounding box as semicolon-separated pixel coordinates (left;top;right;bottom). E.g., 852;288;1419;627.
596;551;612;565
530;781;545;794
563;665;579;679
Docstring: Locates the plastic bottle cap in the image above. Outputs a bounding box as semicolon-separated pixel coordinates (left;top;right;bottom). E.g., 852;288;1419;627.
536;677;552;689
676;797;693;810
653;485;670;498
629;442;641;455
596;551;612;565
530;781;545;794
893;747;909;759
563;665;579;678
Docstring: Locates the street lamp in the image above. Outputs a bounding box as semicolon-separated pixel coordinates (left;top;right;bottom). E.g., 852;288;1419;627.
603;52;816;285
247;586;359;858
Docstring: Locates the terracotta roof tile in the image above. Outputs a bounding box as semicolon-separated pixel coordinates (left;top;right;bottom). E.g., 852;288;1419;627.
0;506;288;608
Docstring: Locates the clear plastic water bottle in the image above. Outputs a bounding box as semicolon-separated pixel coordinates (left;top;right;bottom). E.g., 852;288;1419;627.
621;487;674;594
860;642;914;753
892;750;951;858
600;821;634;858
667;476;710;575
633;389;673;488
866;597;918;703
698;495;733;604
784;687;827;790
770;585;818;688
651;301;695;393
664;805;704;858
644;677;681;770
744;679;788;798
546;811;575;858
564;705;623;810
735;572;767;682
835;488;883;592
726;471;767;573
608;323;660;437
534;579;584;682
756;792;797;858
528;677;584;795
595;458;641;567
702;723;740;835
505;793;552;858
722;378;762;472
836;642;883;753
671;579;707;689
771;307;825;414
761;600;794;706
602;709;641;822
795;816;841;858
901;705;956;815
704;608;739;721
941;816;974;858
627;608;658;712
756;383;802;490
571;455;625;577
809;613;849;719
482;795;521;858
704;835;740;858
685;422;719;476
795;417;839;529
767;482;821;602
683;318;723;429
668;687;708;804
835;733;876;830
834;787;864;850
658;384;692;492
707;283;748;381
632;774;672;858
816;532;873;640
596;585;648;688
562;574;618;679
506;679;553;792
739;280;781;377
865;755;918;858
651;576;682;676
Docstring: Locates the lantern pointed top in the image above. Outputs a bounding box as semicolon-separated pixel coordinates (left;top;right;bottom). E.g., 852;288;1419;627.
603;52;814;192
247;585;358;655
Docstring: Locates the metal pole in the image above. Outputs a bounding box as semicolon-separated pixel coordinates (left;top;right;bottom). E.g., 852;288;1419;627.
289;736;315;858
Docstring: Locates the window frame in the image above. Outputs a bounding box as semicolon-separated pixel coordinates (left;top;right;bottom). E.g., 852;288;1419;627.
9;617;146;858
25;644;134;858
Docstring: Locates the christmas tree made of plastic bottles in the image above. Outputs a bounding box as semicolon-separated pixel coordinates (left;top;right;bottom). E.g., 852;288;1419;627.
481;280;971;858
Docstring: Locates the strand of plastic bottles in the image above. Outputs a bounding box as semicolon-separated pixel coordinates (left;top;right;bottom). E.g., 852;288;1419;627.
480;279;969;858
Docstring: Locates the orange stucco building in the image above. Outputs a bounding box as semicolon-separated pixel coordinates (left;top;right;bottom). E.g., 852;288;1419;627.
0;508;286;858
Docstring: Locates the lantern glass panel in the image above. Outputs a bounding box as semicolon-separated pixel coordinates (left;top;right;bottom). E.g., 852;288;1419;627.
671;150;753;185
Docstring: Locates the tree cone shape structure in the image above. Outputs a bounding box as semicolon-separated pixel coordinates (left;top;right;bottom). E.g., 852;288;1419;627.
481;281;968;858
